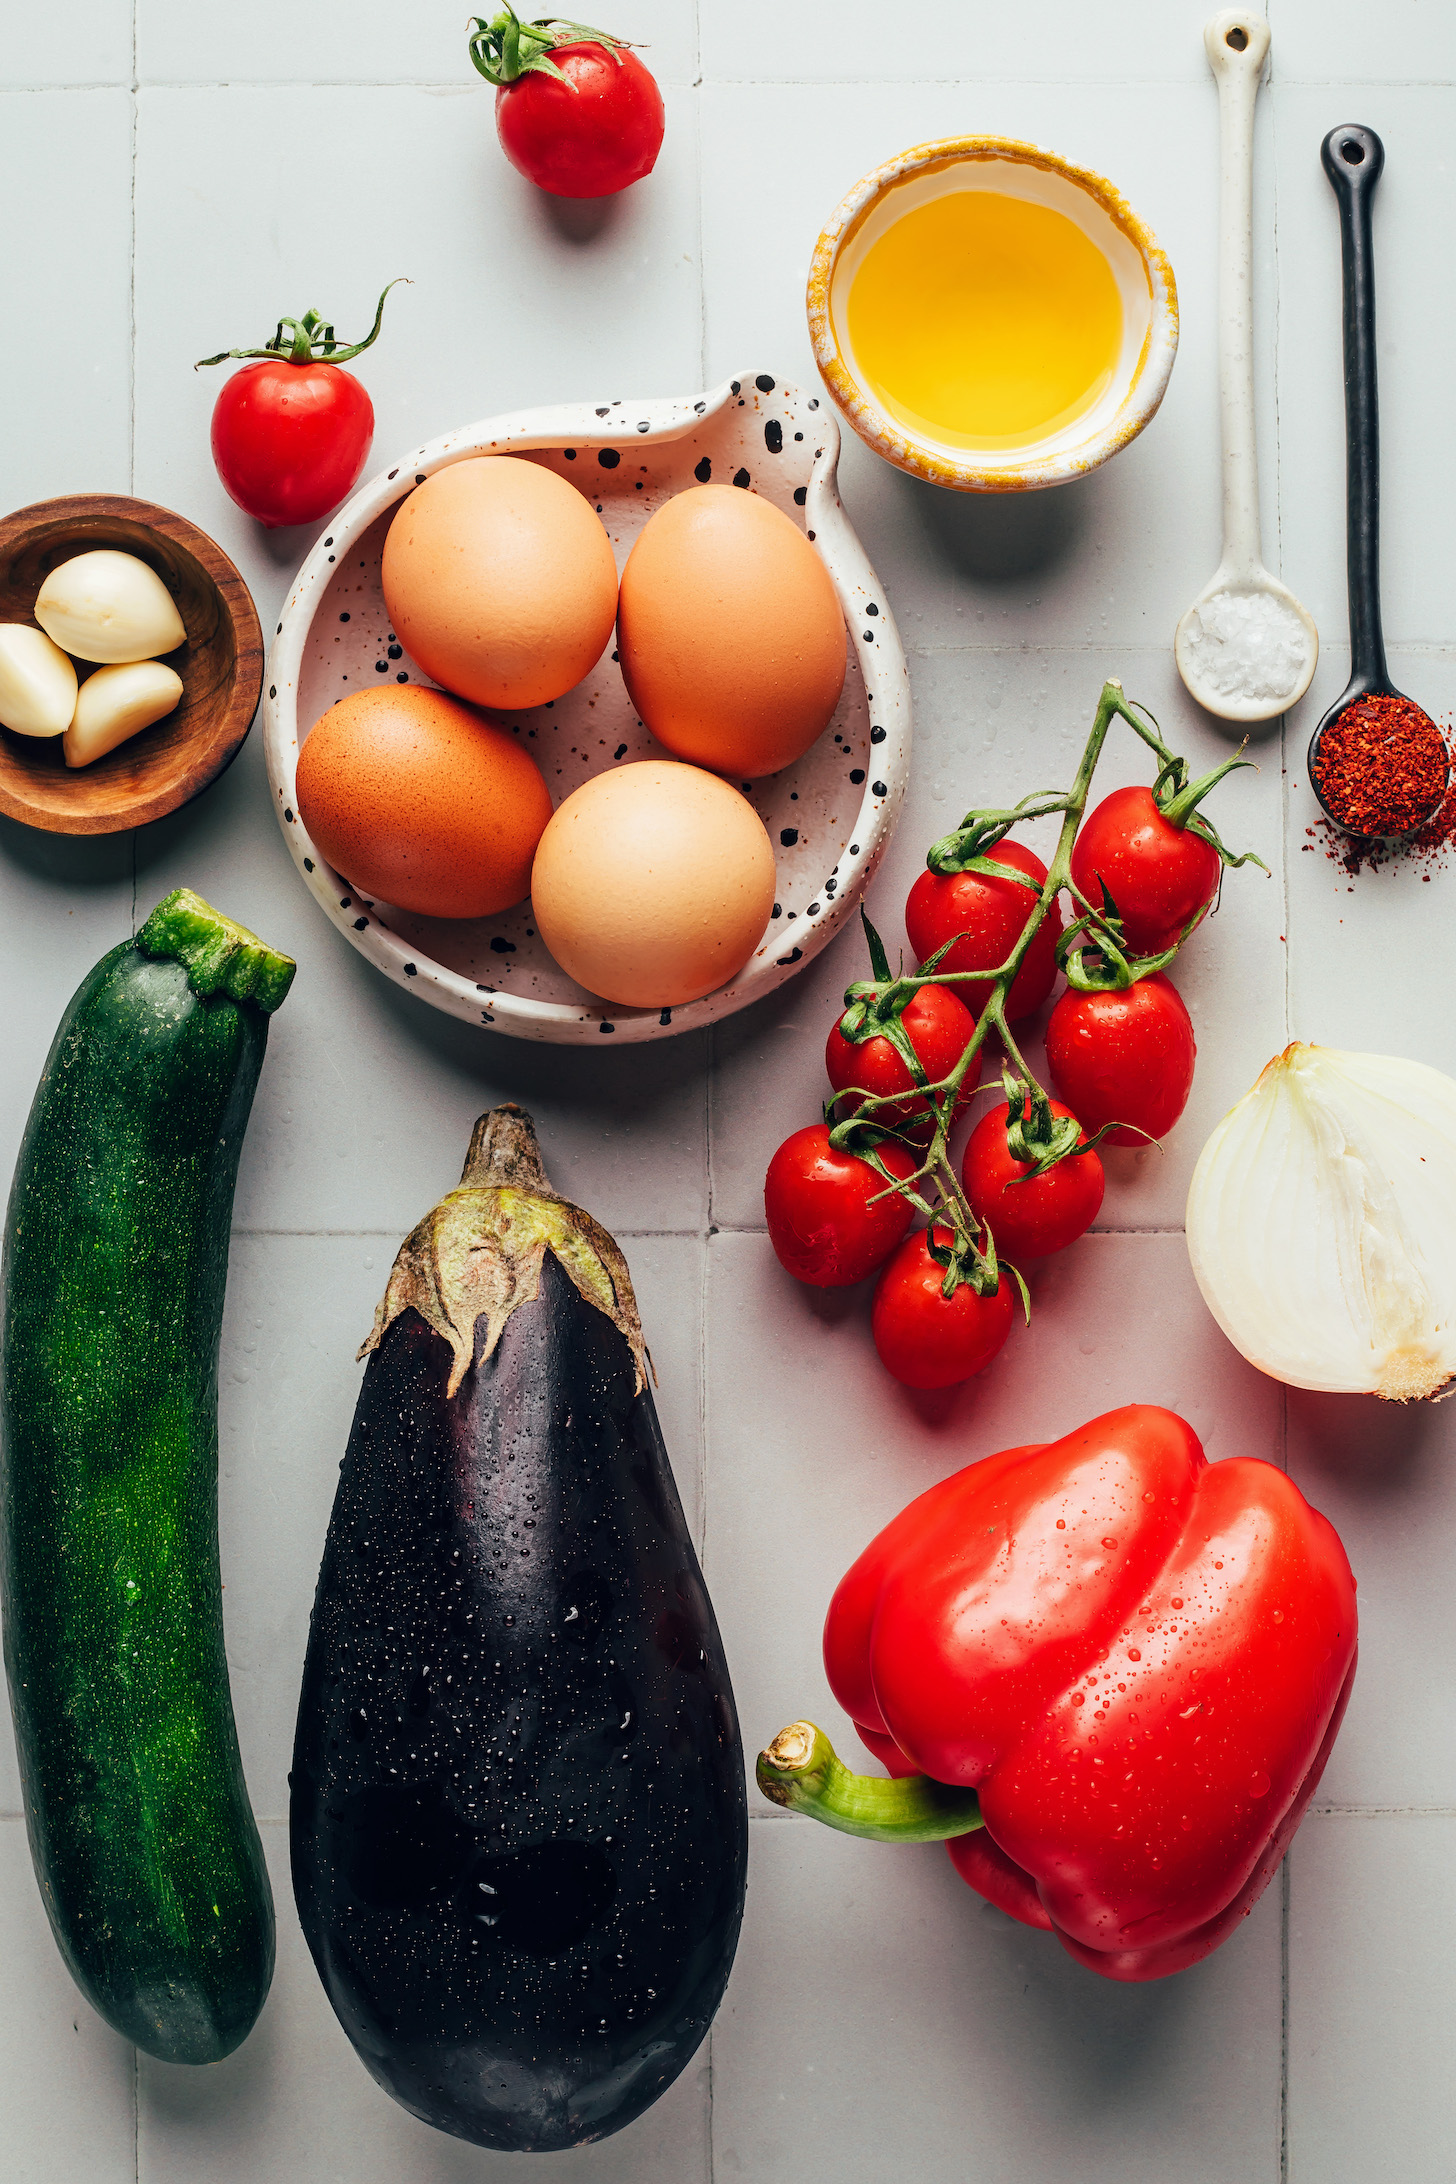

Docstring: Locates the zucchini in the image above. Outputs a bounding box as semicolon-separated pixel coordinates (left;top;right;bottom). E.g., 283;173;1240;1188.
291;1105;747;2152
0;889;294;2064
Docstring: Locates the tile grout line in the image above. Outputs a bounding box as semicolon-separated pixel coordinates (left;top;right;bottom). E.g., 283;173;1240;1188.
128;0;140;946
131;8;142;2178
13;74;1456;90
1268;33;1293;2181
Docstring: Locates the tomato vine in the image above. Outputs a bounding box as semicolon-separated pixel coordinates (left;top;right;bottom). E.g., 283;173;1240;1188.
827;678;1264;1312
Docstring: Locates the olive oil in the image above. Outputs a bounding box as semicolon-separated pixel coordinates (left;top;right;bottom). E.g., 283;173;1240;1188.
846;189;1124;451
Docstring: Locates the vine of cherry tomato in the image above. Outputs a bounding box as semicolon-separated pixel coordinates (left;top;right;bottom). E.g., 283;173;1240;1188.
761;673;1257;1395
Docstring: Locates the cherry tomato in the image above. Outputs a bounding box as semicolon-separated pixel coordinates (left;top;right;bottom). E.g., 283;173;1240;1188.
904;839;1062;1023
961;1098;1104;1259
871;1227;1016;1390
764;1126;919;1288
1071;785;1221;955
496;42;664;198
1045;973;1196;1147
825;982;976;1141
210;360;374;529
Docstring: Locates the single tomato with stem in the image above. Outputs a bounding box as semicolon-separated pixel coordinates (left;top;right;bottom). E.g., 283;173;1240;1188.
764;1127;920;1289
196;281;408;530
904;838;1062;1023
826;920;978;1141
469;10;665;198
963;1093;1105;1259
871;1226;1017;1390
1045;973;1197;1146
1071;783;1224;956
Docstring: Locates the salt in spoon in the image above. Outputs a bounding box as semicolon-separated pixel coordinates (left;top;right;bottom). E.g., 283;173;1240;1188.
1176;11;1318;724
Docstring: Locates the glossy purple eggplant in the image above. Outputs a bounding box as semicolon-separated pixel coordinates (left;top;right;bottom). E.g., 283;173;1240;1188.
290;1106;746;2151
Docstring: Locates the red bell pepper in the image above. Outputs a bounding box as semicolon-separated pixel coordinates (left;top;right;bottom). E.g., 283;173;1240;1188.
759;1405;1356;1981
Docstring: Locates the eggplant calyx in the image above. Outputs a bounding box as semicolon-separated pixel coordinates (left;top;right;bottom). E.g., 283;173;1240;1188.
359;1104;648;1396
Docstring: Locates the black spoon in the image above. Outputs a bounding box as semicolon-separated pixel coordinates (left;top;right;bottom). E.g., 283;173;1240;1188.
1308;124;1448;836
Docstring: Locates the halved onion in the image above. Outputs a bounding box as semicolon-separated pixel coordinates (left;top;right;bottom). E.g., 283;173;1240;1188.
1185;1043;1456;1401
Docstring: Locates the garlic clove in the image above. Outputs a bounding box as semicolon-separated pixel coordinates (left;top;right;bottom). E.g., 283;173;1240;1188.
63;659;184;769
1186;1042;1456;1402
35;550;187;665
0;624;79;736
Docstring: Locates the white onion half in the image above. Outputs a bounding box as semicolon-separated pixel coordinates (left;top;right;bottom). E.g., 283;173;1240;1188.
1186;1043;1456;1401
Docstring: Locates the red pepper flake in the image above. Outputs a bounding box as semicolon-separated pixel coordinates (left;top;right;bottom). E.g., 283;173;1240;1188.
1313;693;1448;836
1310;707;1456;878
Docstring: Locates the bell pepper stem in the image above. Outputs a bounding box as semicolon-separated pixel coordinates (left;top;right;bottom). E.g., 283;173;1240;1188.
756;1722;984;1843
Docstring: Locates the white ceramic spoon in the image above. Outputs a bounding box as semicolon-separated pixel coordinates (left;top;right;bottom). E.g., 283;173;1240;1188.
1175;10;1318;724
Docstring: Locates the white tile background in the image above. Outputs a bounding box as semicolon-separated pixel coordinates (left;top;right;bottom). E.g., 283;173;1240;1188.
2;1;1454;2177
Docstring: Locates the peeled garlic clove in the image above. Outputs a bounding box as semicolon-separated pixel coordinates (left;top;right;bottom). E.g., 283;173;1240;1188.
1186;1041;1456;1402
35;550;186;665
0;624;79;736
63;659;184;769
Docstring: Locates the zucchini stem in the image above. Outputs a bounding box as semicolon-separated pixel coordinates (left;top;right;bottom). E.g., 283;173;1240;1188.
136;889;296;1013
756;1722;984;1843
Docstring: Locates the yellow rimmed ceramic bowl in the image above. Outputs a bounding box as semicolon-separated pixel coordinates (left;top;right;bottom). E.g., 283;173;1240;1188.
807;135;1179;493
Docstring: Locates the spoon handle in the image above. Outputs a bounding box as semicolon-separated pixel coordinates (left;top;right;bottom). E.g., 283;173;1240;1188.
1205;11;1270;583
1322;124;1388;691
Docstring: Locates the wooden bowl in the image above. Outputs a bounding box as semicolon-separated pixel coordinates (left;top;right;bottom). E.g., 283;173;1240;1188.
0;494;263;835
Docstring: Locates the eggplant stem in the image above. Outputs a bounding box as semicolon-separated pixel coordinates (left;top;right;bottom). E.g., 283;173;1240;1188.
756;1722;983;1843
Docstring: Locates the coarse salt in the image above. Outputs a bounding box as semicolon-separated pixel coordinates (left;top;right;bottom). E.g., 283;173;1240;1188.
1180;589;1312;704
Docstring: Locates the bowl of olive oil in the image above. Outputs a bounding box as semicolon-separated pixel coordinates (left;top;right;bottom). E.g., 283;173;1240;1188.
808;136;1178;493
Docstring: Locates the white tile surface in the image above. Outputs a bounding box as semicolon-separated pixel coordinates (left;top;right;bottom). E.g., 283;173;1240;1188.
0;91;133;509
0;4;132;86
1288;1813;1456;2182
136;0;698;87
0;1823;136;2184
6;3;1456;2177
716;1820;1282;2184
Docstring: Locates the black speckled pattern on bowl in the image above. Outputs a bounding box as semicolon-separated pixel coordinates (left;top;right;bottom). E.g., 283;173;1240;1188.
265;373;911;1044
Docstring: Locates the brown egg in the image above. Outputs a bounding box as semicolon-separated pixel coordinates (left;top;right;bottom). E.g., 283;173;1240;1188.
531;761;777;1008
296;685;552;920
381;456;618;709
616;484;847;778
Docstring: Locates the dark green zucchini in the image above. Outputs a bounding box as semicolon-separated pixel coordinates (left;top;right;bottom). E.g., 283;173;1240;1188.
0;889;294;2065
291;1106;747;2152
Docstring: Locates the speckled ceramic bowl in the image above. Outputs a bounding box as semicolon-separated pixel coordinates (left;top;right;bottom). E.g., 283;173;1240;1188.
263;372;909;1043
808;136;1179;493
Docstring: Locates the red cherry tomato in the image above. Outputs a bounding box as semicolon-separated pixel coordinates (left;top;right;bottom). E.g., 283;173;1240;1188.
764;1127;919;1288
496;42;664;198
1045;973;1196;1147
904;839;1062;1023
824;982;977;1142
962;1098;1104;1259
871;1227;1016;1390
1071;786;1222;956
210;361;374;530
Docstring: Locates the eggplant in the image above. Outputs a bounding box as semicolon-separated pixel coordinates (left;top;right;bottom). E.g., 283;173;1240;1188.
290;1106;747;2152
